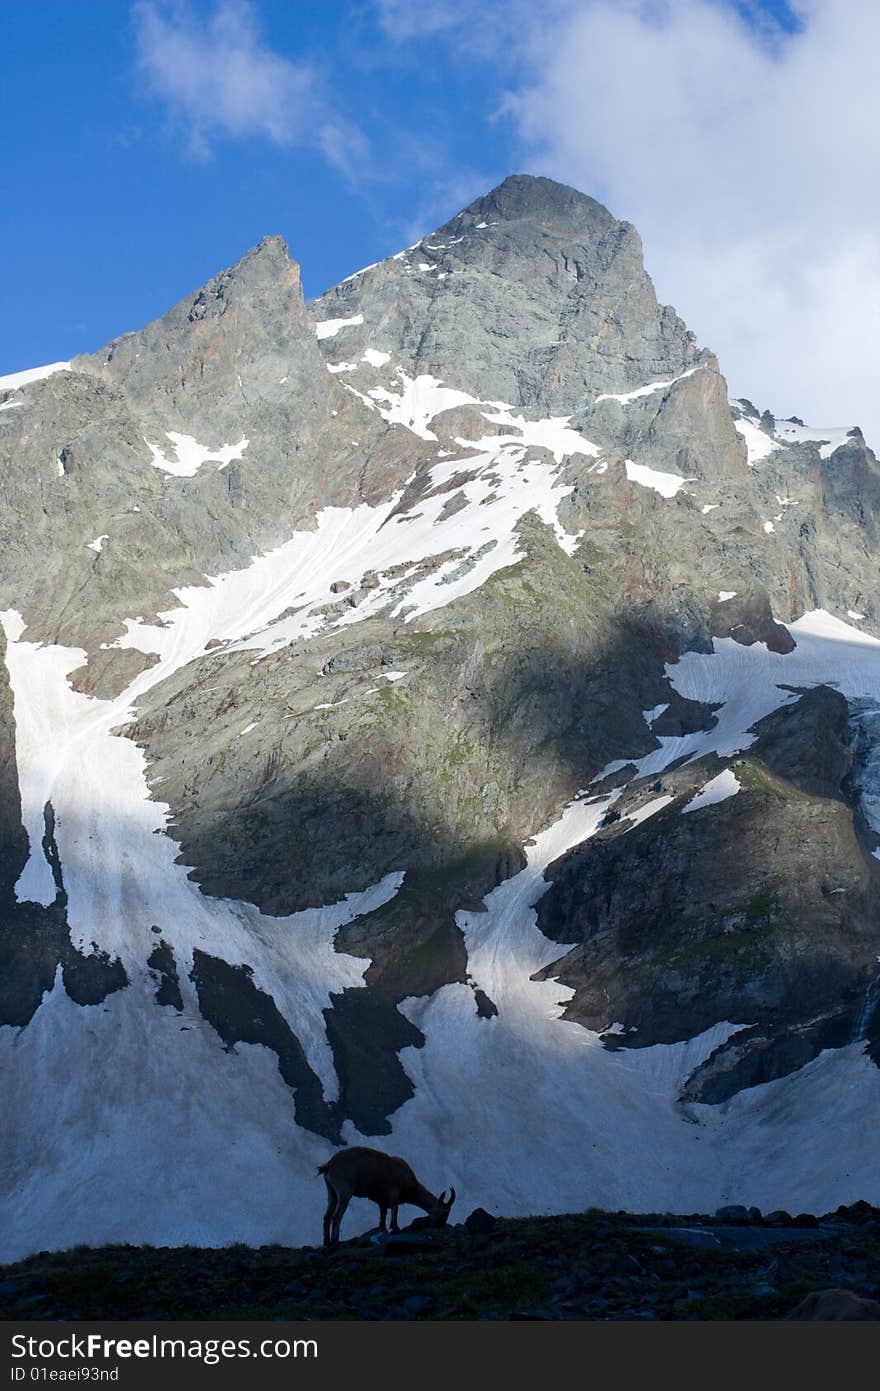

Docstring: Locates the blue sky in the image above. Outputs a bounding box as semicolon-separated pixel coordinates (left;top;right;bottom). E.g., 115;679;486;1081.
4;1;876;441
2;0;513;370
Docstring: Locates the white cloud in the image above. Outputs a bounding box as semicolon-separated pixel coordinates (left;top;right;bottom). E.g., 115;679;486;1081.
504;0;880;437
134;1;367;172
376;0;880;442
376;0;469;38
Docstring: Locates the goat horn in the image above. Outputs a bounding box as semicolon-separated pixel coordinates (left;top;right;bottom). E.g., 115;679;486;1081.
445;1186;456;1207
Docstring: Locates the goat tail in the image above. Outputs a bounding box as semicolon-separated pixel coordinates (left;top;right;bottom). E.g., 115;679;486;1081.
316;1161;330;1175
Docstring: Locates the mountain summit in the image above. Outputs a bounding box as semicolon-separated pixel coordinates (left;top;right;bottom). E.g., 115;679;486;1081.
1;175;879;1260
316;172;704;415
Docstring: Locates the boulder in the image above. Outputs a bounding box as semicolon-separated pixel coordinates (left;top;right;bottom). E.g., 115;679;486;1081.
715;1205;750;1223
465;1207;498;1235
788;1289;880;1320
766;1211;792;1226
792;1213;819;1229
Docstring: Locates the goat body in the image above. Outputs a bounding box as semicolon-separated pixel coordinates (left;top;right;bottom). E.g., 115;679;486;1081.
318;1145;455;1247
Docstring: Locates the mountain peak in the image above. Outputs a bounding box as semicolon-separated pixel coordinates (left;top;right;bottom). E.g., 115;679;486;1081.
312;172;692;413
235;233;297;286
454;173;620;237
67;229;325;450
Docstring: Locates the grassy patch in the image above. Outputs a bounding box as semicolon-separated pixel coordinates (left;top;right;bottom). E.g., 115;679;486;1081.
734;758;790;801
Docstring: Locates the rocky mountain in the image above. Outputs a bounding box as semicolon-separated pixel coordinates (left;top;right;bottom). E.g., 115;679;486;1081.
2;174;880;1262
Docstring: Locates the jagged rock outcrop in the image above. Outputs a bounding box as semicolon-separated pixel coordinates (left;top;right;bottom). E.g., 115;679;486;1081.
315;175;701;411
535;688;878;1092
76;235;329;440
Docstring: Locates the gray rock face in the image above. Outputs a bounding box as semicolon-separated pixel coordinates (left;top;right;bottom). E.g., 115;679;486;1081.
536;687;877;1075
0;802;128;1029
313;174;700;413
575;356;748;486
2;173;880;1254
76;236;329;443
0;236;413;654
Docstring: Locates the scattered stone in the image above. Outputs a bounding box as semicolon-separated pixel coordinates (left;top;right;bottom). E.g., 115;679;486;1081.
836;1200;879;1224
715;1205;750;1223
788;1289;880;1320
465;1207;497;1235
792;1213;819;1229
473;988;498;1020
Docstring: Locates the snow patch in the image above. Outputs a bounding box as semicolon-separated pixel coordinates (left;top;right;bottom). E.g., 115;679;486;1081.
0;361;71;391
145;433;248;478
772;419;857;458
624;793;675;827
477;410;599;465
315;314;364;340
355;366;599;465
595;366;700;406
682;769;741;814
735;417;780;465
625;459;687;498
367;372;478;441
642;704;669;726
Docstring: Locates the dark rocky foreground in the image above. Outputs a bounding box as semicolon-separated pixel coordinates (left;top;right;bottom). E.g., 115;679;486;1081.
2;1204;879;1321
